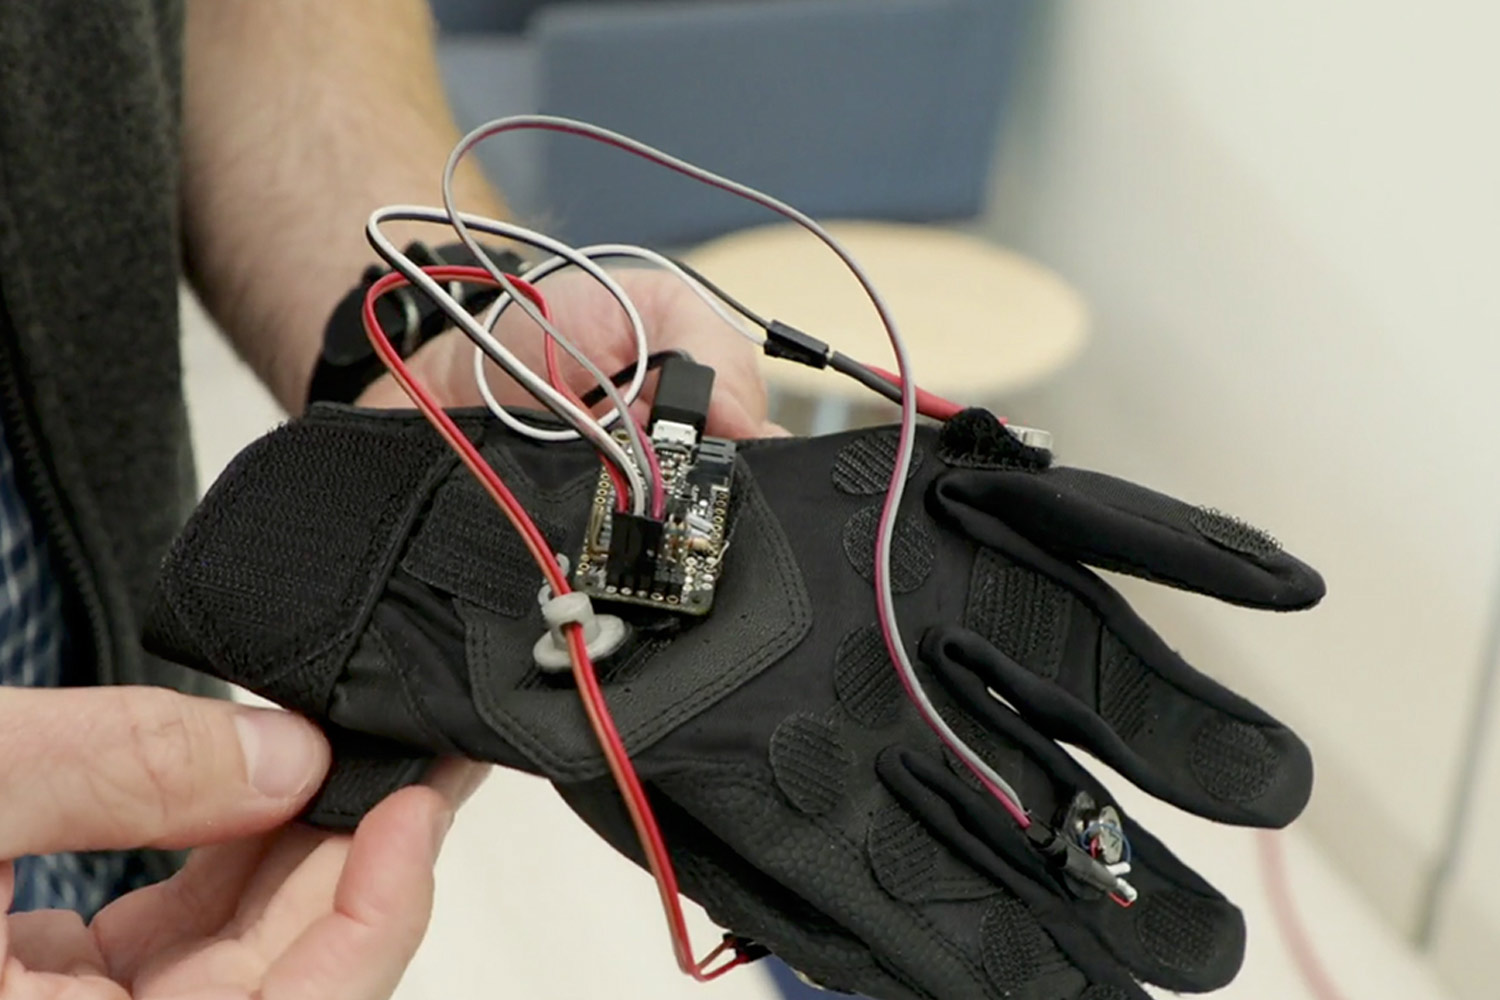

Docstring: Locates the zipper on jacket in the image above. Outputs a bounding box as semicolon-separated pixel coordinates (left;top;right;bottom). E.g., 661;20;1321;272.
0;287;114;684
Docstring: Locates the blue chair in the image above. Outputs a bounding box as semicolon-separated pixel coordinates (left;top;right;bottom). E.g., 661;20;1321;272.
430;0;1028;247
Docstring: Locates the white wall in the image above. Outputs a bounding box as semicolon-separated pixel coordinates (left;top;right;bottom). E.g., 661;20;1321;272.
1430;645;1500;1000
982;2;1500;993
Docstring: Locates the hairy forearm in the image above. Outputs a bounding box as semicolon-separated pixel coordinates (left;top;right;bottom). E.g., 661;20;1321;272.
181;0;505;411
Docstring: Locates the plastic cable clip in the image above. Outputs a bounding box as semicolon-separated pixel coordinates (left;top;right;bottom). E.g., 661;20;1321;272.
1006;424;1054;452
532;591;629;673
763;320;831;368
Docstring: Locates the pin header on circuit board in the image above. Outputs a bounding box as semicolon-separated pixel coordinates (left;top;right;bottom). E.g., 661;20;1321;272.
573;356;734;615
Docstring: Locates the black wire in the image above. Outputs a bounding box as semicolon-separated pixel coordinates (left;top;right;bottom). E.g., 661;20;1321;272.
666;256;771;331
658;255;926;416
455;244;896;415
579;350;694;409
665;258;907;412
380;230;643;461
829;351;902;405
667;256;900;410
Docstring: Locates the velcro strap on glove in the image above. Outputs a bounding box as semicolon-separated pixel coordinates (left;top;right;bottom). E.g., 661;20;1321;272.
146;405;816;783
301;727;437;830
147;406;457;711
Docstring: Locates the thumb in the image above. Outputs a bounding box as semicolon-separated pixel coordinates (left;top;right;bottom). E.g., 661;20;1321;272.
0;687;330;859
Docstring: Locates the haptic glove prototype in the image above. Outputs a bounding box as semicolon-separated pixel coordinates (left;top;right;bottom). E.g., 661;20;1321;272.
145;404;1323;1000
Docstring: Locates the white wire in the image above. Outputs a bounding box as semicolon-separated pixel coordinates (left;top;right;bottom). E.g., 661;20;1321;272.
442;115;1027;821
440;137;658;517
365;204;650;515
528;244;764;345
417;231;656;443
369;209;651;452
471;244;765;439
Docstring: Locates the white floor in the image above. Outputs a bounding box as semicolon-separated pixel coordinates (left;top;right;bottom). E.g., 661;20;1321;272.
180;294;1452;1000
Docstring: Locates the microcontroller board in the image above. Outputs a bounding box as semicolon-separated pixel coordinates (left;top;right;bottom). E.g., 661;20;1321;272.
572;434;735;615
570;353;735;616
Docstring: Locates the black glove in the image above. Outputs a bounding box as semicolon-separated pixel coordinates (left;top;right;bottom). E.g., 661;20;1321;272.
144;404;1323;1000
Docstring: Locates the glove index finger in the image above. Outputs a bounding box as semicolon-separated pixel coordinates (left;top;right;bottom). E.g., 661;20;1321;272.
924;617;1314;829
935;466;1325;611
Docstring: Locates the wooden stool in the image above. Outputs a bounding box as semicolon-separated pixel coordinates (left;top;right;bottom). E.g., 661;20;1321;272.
683;221;1090;434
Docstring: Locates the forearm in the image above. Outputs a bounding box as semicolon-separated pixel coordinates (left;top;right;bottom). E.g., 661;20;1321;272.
181;0;505;412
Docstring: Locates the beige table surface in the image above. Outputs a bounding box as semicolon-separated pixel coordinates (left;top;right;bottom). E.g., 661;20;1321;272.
683;220;1090;407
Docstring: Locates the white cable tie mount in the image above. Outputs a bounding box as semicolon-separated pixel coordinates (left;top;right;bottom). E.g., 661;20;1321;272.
532;591;629;673
537;553;571;606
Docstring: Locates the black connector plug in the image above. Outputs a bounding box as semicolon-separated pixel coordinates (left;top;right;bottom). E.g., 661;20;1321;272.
605;513;665;593
1026;792;1138;904
763;321;831;369
649;355;716;436
1025;823;1122;898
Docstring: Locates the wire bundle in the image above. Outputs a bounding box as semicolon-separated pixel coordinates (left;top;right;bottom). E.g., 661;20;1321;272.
360;114;1019;978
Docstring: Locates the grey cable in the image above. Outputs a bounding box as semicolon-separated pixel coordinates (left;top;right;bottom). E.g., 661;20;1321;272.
441;134;655;513
365;205;649;514
471;243;764;439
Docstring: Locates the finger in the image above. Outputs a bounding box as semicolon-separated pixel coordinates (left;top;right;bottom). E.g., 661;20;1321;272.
260;785;451;1000
1;966;130;999
6;910;108;976
233;761;482;961
704;392;766;439
422;758;489;808
875;750;1151;999
213;766;481;969
927;533;1314;827
0;687;330;858
301;728;440;832
91;835;275;984
115;830;353;998
879;746;1244;995
935;466;1325;610
456;269;644;410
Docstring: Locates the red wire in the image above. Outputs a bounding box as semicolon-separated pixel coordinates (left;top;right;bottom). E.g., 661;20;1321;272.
860;364;967;422
506;270;652;514
540;335;664;518
362;265;750;982
638;416;666;519
1257;831;1350;1000
364;268;562;587
461;267;633;510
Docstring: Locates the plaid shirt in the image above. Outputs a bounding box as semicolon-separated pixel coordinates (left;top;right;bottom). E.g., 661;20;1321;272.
1;424;145;918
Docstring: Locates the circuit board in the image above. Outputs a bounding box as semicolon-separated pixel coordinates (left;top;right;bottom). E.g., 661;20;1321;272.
573;436;735;615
